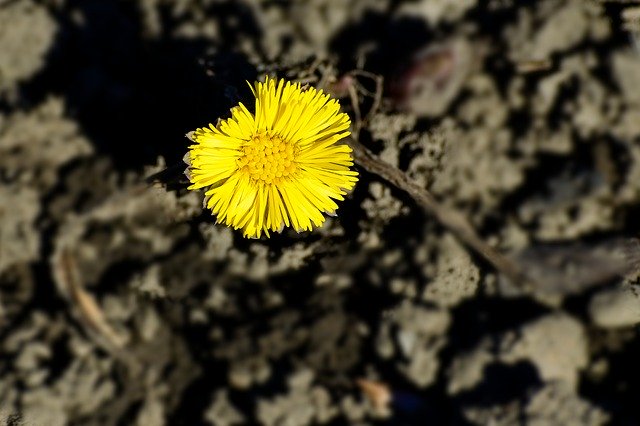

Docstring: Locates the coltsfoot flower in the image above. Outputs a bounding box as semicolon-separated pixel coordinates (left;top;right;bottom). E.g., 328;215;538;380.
185;77;358;238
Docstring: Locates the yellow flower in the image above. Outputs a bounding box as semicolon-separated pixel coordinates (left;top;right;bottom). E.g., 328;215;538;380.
185;76;358;238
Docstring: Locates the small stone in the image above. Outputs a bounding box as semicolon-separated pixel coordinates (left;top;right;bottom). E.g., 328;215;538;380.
613;51;640;106
447;343;494;395
589;285;640;328
499;313;587;389
422;234;480;307
525;382;610;425
205;390;245;426
0;0;57;91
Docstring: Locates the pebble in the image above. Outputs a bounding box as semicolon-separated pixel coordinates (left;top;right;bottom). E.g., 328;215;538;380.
589;285;640;328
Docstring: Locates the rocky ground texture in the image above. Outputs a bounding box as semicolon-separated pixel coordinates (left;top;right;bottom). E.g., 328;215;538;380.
2;0;640;425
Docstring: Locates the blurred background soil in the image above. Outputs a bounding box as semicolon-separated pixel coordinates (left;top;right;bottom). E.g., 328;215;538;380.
2;0;640;424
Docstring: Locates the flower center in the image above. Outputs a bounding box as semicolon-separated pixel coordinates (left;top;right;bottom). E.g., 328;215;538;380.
237;132;297;184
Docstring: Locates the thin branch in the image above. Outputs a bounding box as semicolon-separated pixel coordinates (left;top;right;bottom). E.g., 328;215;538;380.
55;249;142;373
57;250;127;348
348;137;533;289
369;74;384;119
348;83;363;140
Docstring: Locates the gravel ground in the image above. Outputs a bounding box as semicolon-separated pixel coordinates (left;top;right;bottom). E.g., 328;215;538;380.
2;0;640;425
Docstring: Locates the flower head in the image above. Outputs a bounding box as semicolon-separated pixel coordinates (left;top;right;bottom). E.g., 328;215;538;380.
185;76;358;238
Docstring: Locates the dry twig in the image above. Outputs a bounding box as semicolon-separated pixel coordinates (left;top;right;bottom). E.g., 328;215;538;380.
54;249;143;374
338;66;533;289
346;69;384;131
515;59;552;73
348;137;533;289
55;249;128;349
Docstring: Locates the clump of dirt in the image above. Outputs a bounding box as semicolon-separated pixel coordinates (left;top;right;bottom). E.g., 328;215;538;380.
2;0;640;424
0;0;56;95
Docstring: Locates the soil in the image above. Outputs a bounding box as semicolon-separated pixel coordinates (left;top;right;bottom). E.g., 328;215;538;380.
2;0;640;425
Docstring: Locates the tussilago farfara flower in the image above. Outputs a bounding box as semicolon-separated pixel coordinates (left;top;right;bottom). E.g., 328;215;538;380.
185;77;358;238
